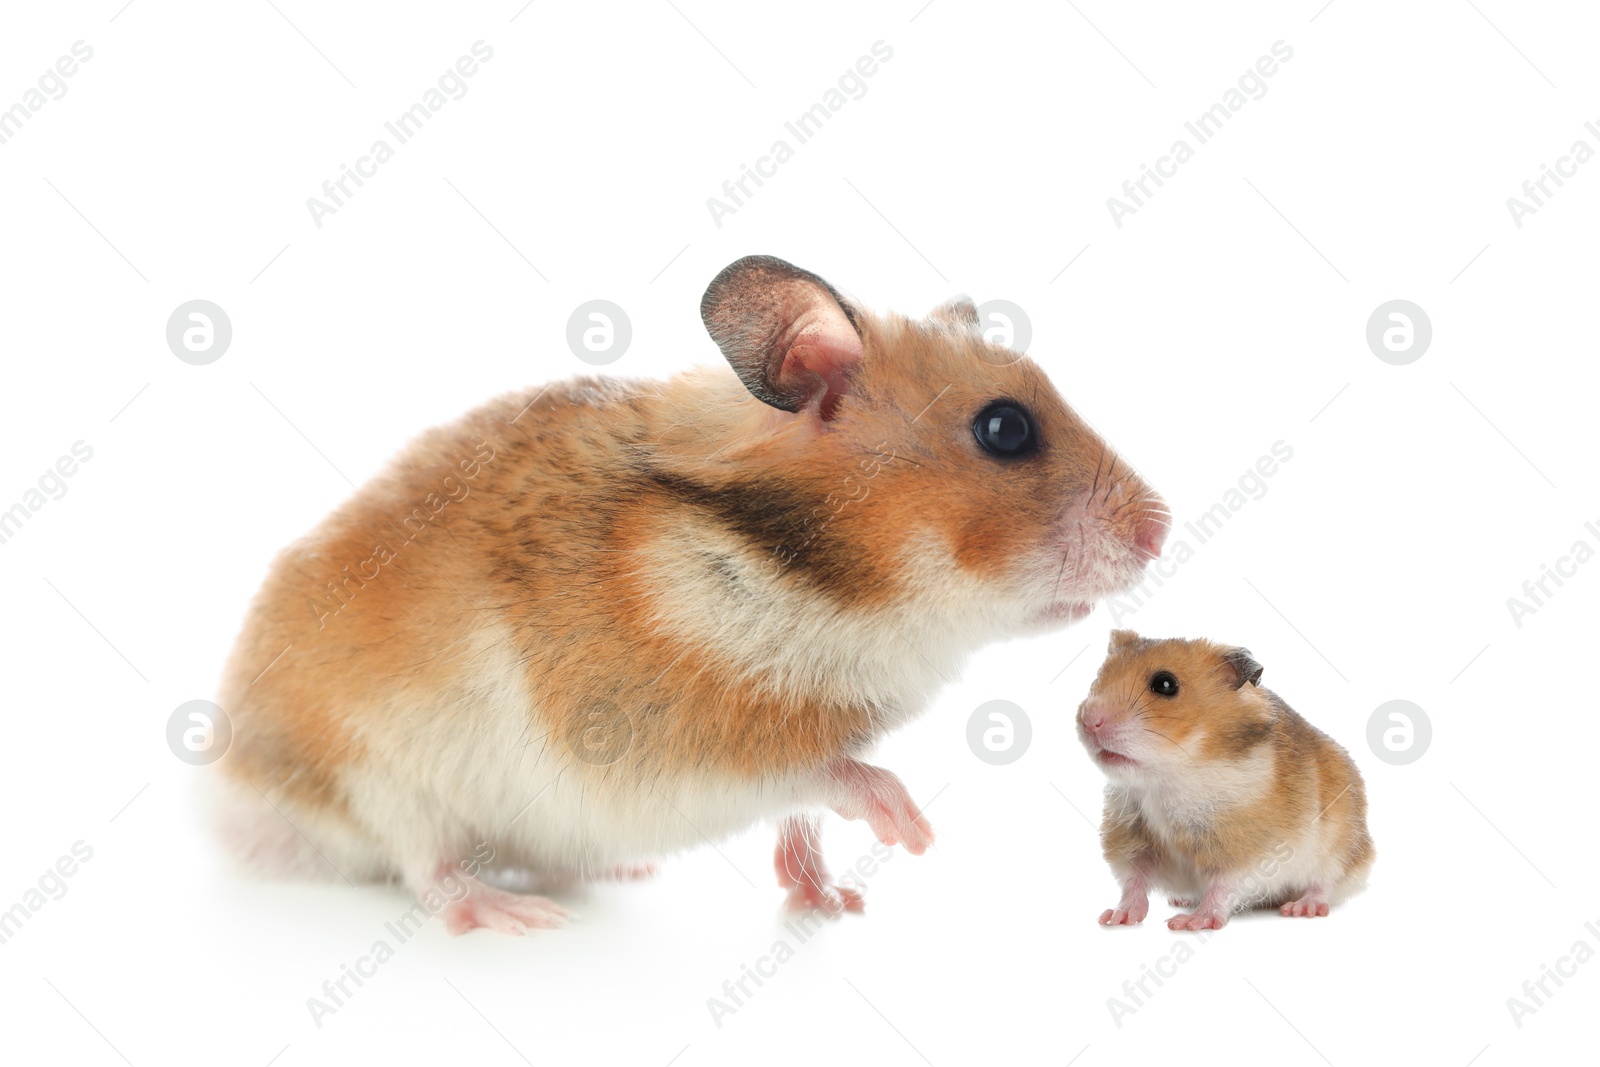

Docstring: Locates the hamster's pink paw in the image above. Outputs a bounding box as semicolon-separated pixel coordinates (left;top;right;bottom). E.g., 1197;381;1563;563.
1167;909;1229;932
825;759;935;855
1098;902;1148;926
1166;883;1236;931
1099;880;1150;925
440;883;569;936
1279;888;1330;918
862;792;935;856
783;875;865;915
774;816;864;916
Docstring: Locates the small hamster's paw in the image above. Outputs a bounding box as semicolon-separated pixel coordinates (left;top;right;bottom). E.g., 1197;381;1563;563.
1098;880;1150;926
1279;888;1330;918
1167;909;1229;932
441;883;569;937
826;759;935;856
1165;884;1237;931
1098;902;1148;926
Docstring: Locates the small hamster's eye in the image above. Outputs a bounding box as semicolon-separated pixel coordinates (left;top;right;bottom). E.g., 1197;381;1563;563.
972;401;1038;458
1149;671;1179;698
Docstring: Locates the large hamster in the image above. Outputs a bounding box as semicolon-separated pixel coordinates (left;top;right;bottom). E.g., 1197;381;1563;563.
214;255;1169;933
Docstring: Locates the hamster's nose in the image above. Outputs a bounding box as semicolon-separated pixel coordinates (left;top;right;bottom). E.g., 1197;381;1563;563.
1081;704;1107;733
1093;465;1169;563
1131;506;1170;562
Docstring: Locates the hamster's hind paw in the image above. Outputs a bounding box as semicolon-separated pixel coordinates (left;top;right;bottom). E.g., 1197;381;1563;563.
440;881;570;936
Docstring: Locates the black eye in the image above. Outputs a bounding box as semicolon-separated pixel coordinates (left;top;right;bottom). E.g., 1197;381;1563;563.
972;401;1037;458
1149;671;1179;698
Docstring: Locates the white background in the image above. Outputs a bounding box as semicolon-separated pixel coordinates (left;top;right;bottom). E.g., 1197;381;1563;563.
2;1;1596;1064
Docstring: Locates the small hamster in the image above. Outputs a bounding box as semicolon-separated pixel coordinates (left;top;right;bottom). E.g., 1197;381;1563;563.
213;255;1170;934
1077;630;1373;929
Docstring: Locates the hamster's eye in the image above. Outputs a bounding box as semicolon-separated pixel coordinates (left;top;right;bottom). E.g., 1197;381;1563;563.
1149;671;1179;698
972;401;1037;458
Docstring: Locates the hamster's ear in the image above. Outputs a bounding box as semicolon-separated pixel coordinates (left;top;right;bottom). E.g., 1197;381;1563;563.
1224;647;1264;688
700;255;863;420
1108;629;1139;651
929;295;978;329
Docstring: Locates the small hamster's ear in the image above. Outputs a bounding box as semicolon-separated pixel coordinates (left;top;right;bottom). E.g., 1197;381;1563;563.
1108;629;1140;651
928;295;978;329
700;255;863;419
1223;646;1264;688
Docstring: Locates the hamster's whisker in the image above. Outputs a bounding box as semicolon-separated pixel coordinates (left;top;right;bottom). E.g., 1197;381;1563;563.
1127;690;1159;720
1051;542;1072;601
1115;503;1172;524
1142;726;1178;745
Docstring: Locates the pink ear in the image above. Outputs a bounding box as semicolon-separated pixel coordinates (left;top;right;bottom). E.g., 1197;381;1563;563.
774;304;863;420
701;256;864;420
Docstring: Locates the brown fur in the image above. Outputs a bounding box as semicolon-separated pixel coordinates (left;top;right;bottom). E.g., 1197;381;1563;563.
219;297;1164;827
1081;632;1373;907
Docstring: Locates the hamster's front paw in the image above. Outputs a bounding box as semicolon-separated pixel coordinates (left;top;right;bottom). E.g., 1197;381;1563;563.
1166;884;1235;931
1279;886;1330;918
1099;878;1149;925
1166;909;1228;932
774;816;864;915
1098;901;1148;926
824;758;935;855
